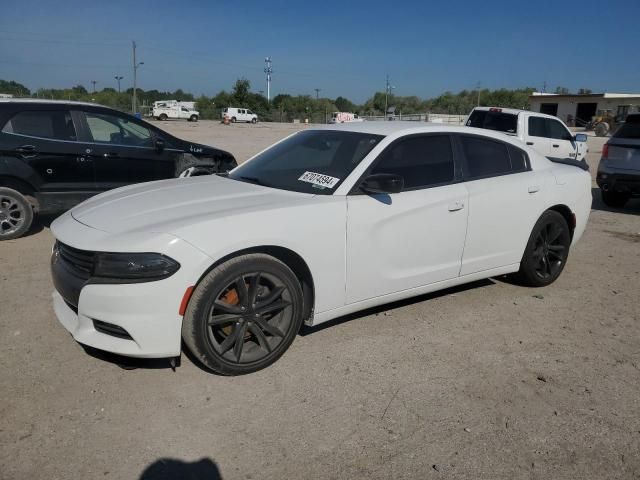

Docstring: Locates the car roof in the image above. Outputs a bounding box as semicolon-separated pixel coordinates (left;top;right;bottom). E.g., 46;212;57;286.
312;121;486;136
0;98;100;107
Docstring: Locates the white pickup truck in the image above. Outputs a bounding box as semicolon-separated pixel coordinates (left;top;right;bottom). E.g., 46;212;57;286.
466;107;587;161
153;104;199;122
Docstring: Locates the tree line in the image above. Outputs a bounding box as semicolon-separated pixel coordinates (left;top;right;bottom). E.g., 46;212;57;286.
1;78;558;121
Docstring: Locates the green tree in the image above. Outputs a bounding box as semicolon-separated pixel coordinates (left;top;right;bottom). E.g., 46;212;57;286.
0;79;30;96
232;78;251;105
334;96;355;112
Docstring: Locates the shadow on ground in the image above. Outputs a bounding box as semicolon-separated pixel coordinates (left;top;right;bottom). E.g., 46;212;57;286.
591;187;640;215
139;457;223;480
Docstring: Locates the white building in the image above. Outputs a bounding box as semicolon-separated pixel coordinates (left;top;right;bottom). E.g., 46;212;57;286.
529;92;640;126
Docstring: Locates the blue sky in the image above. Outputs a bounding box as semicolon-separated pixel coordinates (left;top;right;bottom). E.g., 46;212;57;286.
1;0;639;102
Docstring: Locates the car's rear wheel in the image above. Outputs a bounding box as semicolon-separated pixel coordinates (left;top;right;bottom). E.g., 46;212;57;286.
159;114;168;121
231;117;237;123
182;254;304;375
0;187;33;240
601;190;629;208
514;210;571;287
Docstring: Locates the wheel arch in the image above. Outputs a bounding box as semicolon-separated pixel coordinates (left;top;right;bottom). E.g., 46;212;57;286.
195;245;316;324
546;204;576;239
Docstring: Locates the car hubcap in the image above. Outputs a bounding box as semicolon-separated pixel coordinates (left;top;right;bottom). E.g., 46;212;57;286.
0;195;25;236
532;221;567;279
207;272;293;364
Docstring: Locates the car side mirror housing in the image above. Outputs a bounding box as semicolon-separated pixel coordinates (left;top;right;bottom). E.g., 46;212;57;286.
574;133;588;142
155;138;165;152
360;173;404;194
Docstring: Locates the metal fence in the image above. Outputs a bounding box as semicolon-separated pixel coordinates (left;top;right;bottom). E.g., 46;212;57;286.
361;113;466;124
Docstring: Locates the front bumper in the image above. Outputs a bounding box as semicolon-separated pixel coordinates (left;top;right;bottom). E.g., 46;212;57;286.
50;213;214;358
596;163;640;196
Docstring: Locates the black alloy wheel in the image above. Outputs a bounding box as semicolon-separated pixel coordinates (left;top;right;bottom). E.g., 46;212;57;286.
515;210;571;287
182;254;304;375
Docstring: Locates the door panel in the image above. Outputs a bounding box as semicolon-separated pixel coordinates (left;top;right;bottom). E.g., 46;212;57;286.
346;184;469;304
460;172;542;275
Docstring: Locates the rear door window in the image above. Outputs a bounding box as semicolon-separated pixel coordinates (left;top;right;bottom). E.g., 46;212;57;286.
2;110;77;141
460;136;514;179
528;117;547;137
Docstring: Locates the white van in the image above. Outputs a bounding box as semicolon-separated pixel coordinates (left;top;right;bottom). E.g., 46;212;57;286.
222;107;258;123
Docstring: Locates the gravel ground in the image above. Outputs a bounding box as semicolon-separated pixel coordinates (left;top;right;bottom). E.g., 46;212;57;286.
1;122;639;480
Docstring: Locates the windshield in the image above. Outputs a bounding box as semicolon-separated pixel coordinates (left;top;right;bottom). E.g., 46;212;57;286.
228;130;384;194
614;115;640;139
467;110;518;134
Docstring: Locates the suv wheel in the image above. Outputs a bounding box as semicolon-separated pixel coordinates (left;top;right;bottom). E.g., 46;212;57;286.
601;190;629;208
0;187;34;240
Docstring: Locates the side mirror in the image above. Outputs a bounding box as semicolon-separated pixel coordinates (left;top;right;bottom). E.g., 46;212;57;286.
360;173;404;194
154;138;165;152
574;133;588;142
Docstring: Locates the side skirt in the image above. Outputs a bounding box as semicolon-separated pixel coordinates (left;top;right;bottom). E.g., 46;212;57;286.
307;263;520;327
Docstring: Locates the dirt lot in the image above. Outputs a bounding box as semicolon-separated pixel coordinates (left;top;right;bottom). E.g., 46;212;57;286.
1;121;639;480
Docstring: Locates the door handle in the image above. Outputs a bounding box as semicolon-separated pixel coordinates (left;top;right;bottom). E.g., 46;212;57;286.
526;142;534;145
552;144;559;148
103;152;119;158
448;201;465;212
528;186;540;193
15;145;36;154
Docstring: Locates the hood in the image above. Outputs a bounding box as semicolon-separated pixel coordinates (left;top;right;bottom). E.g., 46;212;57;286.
71;175;311;235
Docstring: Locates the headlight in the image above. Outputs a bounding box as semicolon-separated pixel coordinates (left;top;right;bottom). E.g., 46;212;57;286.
93;253;180;282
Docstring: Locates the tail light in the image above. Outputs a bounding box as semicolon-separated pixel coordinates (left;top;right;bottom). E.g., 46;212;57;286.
489;108;502;113
602;143;609;159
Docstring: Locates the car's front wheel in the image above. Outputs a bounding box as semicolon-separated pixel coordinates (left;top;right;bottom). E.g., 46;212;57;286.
0;187;33;241
189;115;198;122
514;210;571;287
601;190;629;208
182;254;304;375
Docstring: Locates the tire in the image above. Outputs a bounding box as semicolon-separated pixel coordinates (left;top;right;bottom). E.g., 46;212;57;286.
514;210;571;287
159;114;168;121
189;115;198;122
231;117;237;123
601;190;629;208
0;187;34;240
251;118;257;124
182;253;304;375
594;122;609;137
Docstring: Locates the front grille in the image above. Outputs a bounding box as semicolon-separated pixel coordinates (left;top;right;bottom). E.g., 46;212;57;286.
93;319;133;340
56;241;95;278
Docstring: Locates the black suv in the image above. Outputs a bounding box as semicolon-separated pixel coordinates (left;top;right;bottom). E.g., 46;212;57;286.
0;100;236;239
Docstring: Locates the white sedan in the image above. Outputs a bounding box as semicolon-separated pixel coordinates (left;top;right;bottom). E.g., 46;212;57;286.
50;122;592;375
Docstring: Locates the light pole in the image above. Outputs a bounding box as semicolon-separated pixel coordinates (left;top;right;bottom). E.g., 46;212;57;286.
114;76;123;93
132;41;144;114
476;81;481;106
384;75;395;120
91;80;97;93
314;88;321;100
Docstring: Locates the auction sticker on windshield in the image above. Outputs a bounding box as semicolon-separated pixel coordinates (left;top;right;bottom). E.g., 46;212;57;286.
298;171;340;189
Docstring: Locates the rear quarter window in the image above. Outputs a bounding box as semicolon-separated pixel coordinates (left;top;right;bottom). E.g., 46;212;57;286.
461;135;525;179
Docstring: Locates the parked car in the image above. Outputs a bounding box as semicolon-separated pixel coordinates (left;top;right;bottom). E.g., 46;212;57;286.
153;104;199;122
466;107;588;162
222;107;258;123
596;113;640;207
50;122;591;375
0;99;236;240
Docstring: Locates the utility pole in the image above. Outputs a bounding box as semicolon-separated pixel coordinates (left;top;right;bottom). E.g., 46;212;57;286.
264;56;272;102
476;81;481;106
384;75;394;120
114;76;123;93
91;80;97;93
314;88;321;100
132;41;144;114
542;80;547;93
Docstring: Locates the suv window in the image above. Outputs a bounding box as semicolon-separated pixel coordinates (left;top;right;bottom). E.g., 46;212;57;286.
460;136;513;178
370;135;454;190
2;110;76;141
467;110;518;134
614;114;640;139
85;112;152;147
